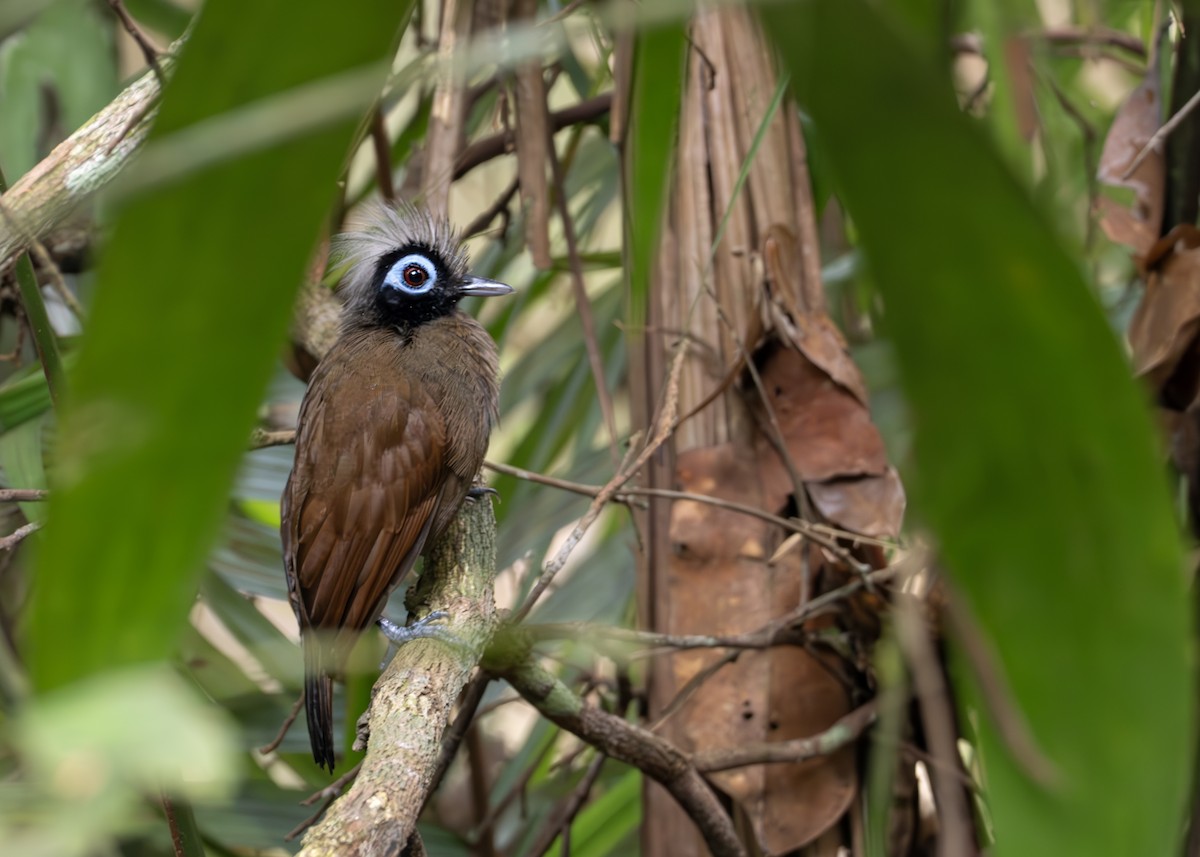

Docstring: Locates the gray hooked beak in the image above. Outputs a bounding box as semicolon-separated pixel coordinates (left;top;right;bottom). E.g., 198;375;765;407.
460;275;514;297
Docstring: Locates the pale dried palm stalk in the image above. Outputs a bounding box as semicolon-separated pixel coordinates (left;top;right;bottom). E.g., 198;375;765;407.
634;5;915;856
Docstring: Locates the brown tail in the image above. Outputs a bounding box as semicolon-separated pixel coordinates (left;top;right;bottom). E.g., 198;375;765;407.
303;636;336;771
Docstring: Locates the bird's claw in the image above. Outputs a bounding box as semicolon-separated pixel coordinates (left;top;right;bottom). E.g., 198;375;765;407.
467;485;498;501
377;612;463;668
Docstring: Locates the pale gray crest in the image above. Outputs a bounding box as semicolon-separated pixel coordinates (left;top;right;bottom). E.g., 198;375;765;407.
334;201;469;317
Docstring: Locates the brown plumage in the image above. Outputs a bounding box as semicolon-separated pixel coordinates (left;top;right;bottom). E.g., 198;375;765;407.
282;203;511;770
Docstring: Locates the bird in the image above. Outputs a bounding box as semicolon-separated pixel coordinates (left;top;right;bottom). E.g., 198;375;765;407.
281;203;512;771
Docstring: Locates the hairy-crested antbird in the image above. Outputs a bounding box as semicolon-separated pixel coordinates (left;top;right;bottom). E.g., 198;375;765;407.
282;203;512;770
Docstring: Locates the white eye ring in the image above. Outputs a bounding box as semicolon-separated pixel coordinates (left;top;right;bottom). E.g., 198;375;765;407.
383;253;438;295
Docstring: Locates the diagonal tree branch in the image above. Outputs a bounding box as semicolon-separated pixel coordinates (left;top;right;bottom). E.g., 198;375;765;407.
486;638;747;857
297;494;500;857
0;51;172;273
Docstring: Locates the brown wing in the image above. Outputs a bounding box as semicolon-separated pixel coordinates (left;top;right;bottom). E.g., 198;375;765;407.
282;335;449;650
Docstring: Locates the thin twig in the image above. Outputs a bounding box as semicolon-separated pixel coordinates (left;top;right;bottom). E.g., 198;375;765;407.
527;753;607;857
161;794;185;857
1040;24;1147;58
485;459;875;574
471;726;558;840
694;699;877;772
547;136;620;465
250;427;296;449
633;563;903;730
894;595;974;857
257;691;304;755
106;0;164;82
157;794;203;857
650;650;741;731
511;346;685;623
540;0;588;26
370;107;396;203
0;521;42;551
0;489;48;502
1122;86;1200;180
301;761;363;807
463;175;520;238
525;562;899;655
25;234;85;321
466;722;497;857
454;94;612;180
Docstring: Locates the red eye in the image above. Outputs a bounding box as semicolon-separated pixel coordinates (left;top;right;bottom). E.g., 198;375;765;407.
403;264;428;287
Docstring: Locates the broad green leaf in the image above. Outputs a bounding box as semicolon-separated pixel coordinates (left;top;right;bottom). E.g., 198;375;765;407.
3;668;236;857
16;663;238;808
0;1;53;40
766;3;1191;856
28;0;412;691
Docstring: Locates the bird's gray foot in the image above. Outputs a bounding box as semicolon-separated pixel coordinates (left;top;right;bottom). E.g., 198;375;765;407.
377;612;461;667
467;485;498;501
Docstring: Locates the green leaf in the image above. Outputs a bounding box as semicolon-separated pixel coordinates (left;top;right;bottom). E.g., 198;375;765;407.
545;764;640;857
0;1;53;40
27;0;411;691
18;663;238;796
624;20;686;332
766;2;1191;856
198;571;300;688
0;359;58;431
0;413;48;522
0;0;117;178
122;0;193;38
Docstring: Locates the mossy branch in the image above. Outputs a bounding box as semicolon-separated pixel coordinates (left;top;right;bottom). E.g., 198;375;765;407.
297;494;499;857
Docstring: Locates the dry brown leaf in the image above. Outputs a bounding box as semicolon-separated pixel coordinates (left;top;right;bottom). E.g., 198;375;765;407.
1096;67;1164;255
807;469;906;540
763;225;869;405
751;346;905;538
668;444;858;854
755;346;888;482
754;226;905;538
1128;226;1200;397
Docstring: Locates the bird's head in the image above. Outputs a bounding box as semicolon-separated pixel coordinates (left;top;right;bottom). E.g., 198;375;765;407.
335;202;513;330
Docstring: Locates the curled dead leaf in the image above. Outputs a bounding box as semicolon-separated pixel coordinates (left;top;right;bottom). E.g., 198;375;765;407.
1096;62;1164;255
808;469;906;540
1128;225;1200;412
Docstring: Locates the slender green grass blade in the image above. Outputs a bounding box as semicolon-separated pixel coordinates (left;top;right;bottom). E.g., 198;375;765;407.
624;22;686;332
